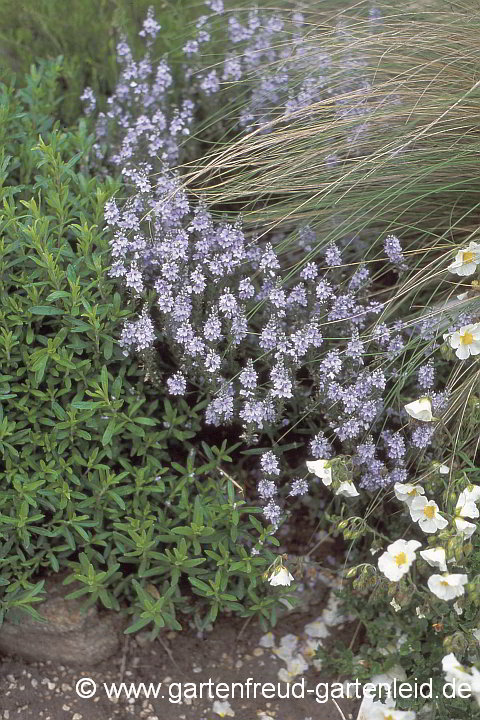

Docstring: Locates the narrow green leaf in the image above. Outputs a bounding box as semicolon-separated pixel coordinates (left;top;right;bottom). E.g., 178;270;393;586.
30;306;64;316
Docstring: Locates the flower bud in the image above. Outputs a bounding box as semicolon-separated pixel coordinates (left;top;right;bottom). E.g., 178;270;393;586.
443;631;467;655
446;537;458;560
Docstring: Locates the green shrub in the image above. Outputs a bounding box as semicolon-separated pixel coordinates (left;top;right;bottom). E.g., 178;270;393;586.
0;59;290;635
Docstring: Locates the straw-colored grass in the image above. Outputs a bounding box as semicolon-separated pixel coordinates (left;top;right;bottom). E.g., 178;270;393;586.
175;0;480;462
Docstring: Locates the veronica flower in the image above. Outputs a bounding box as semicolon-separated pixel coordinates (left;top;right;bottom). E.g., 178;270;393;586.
404;397;434;422
409;496;448;533
378;539;422;581
258;451;280;479
289;478;309;496
166;372;186;395
428;573;468;600
384;234;407;270
447;241;480;276
444;322;480;359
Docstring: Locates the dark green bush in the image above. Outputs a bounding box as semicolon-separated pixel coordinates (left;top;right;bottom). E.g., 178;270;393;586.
0;60;290;635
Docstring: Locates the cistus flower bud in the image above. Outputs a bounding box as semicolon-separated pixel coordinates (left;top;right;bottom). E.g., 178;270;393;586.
443;631;468;655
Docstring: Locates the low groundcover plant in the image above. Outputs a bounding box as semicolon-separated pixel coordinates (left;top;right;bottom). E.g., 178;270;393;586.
0;58;292;637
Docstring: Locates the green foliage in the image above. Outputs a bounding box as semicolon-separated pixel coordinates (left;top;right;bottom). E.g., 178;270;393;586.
0;0;213;125
0;60;291;634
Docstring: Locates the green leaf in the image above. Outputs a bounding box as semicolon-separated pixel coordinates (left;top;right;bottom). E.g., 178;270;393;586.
189;578;212;594
171;526;194;537
46;291;70;301
124;616;153;634
71;400;103;409
33;355;48;383
133;417;157;426
29;306;64;316
103;339;113;360
102;419;117;446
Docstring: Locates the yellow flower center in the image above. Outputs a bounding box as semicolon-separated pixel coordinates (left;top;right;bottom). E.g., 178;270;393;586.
461;331;474;345
424;505;436;519
385;715;394;720
395;552;407;566
462;251;475;264
441;580;450;586
408;488;418;496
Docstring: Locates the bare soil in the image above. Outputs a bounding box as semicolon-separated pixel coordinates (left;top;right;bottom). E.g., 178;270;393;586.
0;596;361;720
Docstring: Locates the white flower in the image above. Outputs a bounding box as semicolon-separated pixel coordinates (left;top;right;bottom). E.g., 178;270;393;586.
409;496;448;533
453;601;463;615
455;488;480;519
273;633;298;662
442;653;474;686
369;700;416;720
438;464;450;475
302;636;323;660
454;517;477;538
447;241;480;276
444;322;480;360
268;566;294;586
371;664;407;687
377;539;422;581
336;480;359;497
428;573;468;600
306;459;332;486
419;547;447;571
465;484;480;501
394;482;425;507
404;397;433;422
277;654;308;682
442;656;480;705
212;700;235;717
304;618;329;639
258;632;275;648
390;598;401;612
415;606;426;619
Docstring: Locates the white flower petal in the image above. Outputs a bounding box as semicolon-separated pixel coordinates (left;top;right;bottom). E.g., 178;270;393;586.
428;574;468;600
306;459;332;485
268;566;294;586
336;481;359;497
420;547;447;571
404;397;433;421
